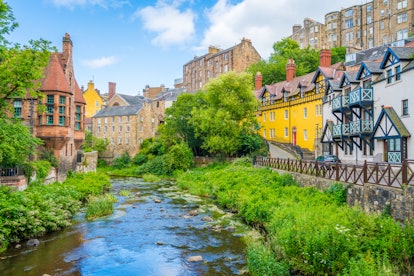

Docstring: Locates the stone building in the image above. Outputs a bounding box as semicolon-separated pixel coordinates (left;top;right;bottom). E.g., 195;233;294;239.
92;84;165;162
290;18;326;49
290;0;414;53
183;38;261;92
12;33;85;181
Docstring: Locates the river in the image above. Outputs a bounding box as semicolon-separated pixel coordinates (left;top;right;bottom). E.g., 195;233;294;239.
0;177;250;275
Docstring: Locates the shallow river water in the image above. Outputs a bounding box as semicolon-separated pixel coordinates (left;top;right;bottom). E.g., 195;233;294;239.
0;177;250;276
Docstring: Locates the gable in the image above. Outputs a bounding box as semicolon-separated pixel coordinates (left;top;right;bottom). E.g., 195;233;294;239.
372;107;411;139
380;48;400;69
357;63;371;80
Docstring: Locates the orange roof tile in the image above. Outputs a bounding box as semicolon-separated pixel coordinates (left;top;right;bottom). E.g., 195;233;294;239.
40;53;71;93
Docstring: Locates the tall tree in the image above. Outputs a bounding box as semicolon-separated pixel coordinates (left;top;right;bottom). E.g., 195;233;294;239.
191;71;259;157
247;38;346;86
0;1;54;117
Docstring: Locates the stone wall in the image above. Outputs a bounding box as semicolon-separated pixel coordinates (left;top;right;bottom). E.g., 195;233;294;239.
272;168;414;222
0;175;27;191
76;151;98;173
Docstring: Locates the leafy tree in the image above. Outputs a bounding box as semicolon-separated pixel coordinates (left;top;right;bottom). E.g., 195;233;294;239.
0;1;54;117
83;131;108;154
191;71;259;157
247;38;346;86
0;118;42;167
157;93;205;155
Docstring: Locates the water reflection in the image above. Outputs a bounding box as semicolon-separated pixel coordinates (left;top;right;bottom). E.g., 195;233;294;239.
0;177;249;275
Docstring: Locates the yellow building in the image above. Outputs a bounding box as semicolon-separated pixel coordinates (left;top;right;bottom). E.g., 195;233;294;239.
255;50;342;158
83;80;104;118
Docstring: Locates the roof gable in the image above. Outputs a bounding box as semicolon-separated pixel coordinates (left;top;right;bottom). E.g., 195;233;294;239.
372;106;411;139
380;48;401;69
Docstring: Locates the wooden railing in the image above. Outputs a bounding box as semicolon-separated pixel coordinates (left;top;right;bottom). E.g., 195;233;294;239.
254;156;414;188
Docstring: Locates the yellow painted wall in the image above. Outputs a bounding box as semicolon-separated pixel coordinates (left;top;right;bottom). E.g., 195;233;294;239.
83;81;104;118
257;89;323;152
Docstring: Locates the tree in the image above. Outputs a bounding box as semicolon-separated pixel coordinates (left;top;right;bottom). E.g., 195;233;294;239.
247;38;346;86
191;71;259;157
0;1;54;117
0;118;42;167
158;93;205;155
83;131;108;154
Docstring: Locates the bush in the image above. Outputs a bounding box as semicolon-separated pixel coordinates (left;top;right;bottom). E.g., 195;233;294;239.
85;194;117;221
32;160;51;181
112;153;131;169
132;153;148;166
163;143;193;174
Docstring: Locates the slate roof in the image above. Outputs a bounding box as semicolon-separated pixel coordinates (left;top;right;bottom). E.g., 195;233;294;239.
93;105;143;118
118;94;146;105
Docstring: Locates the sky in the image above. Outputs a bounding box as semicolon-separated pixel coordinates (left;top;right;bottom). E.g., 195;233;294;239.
6;0;364;96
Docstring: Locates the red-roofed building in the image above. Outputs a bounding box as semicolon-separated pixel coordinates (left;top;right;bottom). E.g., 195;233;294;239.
14;33;86;181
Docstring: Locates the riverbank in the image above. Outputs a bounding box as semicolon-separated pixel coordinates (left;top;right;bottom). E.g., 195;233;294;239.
174;158;414;275
0;172;110;252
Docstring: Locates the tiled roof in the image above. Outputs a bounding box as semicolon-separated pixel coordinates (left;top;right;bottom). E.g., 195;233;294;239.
118;94;146;106
40;53;71;93
93;105;143;118
74;80;86;104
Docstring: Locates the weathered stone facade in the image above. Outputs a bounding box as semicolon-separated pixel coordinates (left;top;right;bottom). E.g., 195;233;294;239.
183;38;261;92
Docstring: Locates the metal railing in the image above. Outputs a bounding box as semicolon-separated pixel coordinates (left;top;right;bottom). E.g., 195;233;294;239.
255;156;414;188
0;167;22;177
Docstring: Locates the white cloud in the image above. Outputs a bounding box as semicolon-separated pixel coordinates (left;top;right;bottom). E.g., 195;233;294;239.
81;56;119;68
135;1;195;47
197;0;364;59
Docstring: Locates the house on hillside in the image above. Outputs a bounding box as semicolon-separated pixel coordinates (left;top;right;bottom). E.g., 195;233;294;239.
255;49;342;159
320;45;414;164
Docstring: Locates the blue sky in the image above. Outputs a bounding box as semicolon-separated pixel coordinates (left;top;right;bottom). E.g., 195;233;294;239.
6;0;363;96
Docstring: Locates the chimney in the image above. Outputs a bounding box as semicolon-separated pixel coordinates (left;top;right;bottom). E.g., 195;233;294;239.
286;58;296;82
255;72;262;90
319;48;332;67
108;82;116;100
87;80;94;92
61;33;72;63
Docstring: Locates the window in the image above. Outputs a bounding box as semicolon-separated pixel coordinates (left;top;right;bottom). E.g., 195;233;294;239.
98;118;101;124
104;117;108;124
402;99;408;116
397;13;407;24
304;129;308;141
112;126;115;132
397;29;408;40
119;126;122;132
367;5;372;12
263;113;266;122
303;107;307;118
104;126;107;133
380;21;385;29
95;100;99;107
75;105;81;130
345;19;353;29
381;10;385;16
397;0;407;10
112;117;115;123
47;95;54;104
284;110;288;119
126;126;130;132
367;16;372;24
387;69;393;84
345;9;353;17
284;127;288;137
59;96;66;105
263;129;266;138
119;116;122;123
13;100;22;118
395;65;401;81
140;125;143;132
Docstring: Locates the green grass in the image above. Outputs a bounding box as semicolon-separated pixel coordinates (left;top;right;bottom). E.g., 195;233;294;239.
175;160;414;275
85;194;117;221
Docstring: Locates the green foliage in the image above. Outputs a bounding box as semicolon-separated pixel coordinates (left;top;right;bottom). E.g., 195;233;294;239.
112;152;131;169
38;148;58;168
0;172;110;252
0;118;43;167
175;163;414;275
31;160;51;181
139;138;166;156
163;143;193;174
85;194;117;221
247;241;290;276
0;1;55;117
83;131;108;154
325;182;348;205
246;39;346;86
142;173;161;183
132;153;148;166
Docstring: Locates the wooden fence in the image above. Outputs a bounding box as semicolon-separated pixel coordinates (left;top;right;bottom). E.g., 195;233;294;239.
255;156;414;188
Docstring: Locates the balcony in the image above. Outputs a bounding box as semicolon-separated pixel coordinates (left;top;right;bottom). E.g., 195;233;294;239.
332;95;349;112
332;123;350;138
349;119;373;136
348;88;373;107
